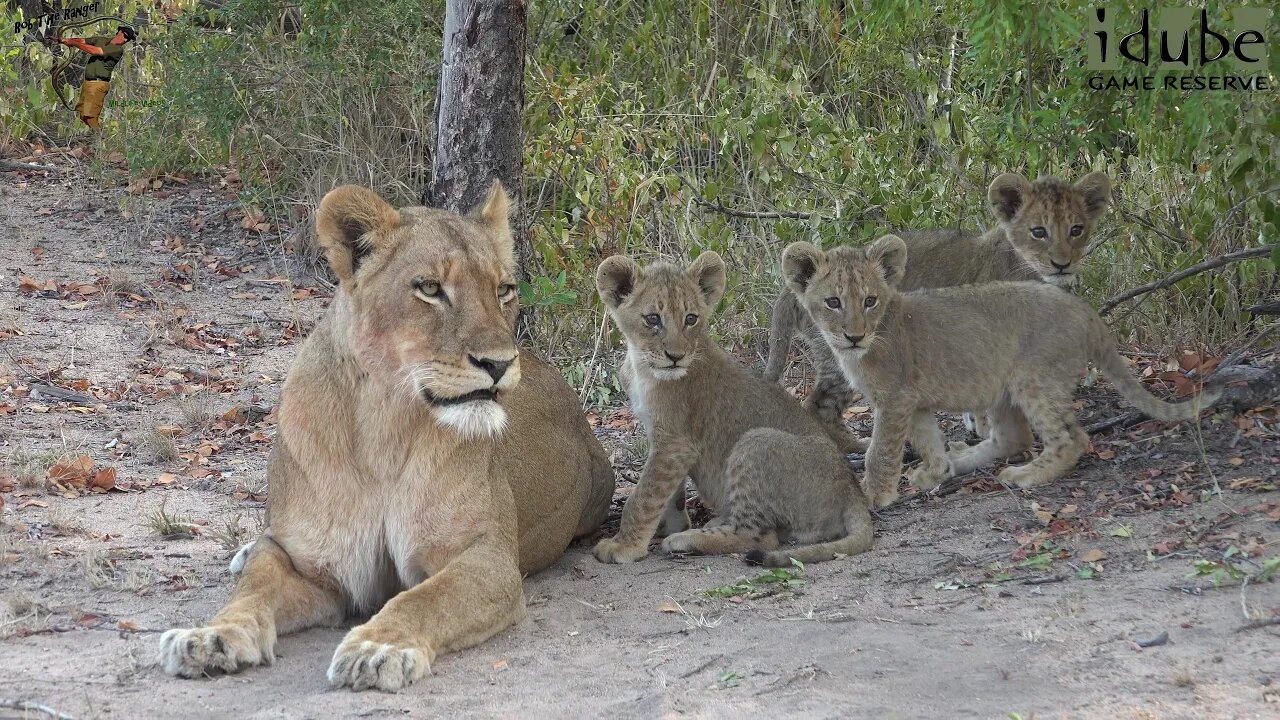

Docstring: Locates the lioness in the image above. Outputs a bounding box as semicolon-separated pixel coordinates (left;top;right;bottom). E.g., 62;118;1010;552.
764;172;1112;435
591;252;872;567
159;183;614;691
782;235;1219;508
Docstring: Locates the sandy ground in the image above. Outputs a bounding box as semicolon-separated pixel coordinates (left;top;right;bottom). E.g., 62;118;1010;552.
2;156;1278;719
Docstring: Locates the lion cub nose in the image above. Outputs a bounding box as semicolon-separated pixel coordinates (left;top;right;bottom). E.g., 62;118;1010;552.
664;350;685;362
469;355;513;383
844;333;864;345
1050;259;1070;271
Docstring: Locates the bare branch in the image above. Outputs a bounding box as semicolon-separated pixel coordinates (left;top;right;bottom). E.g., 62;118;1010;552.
1098;245;1276;316
671;172;881;223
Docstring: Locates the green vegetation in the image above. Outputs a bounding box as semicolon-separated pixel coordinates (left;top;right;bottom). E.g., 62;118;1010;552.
4;1;1276;386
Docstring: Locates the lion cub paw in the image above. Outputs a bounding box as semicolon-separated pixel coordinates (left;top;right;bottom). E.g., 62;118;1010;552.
593;536;649;564
906;460;950;491
158;624;272;678
660;530;700;555
998;464;1048;489
868;486;900;509
328;631;430;692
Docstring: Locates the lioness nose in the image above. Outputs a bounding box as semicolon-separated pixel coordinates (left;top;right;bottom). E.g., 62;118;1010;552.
1050;259;1070;271
469;355;513;383
844;333;864;345
664;350;685;362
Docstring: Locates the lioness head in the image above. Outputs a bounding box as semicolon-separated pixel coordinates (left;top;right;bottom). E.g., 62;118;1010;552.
782;235;906;358
988;172;1111;287
596;252;726;381
315;181;521;439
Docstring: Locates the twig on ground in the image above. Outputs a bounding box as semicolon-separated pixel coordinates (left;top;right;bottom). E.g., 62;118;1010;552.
1085;411;1141;435
1217;321;1280;371
1022;574;1068;586
0;698;76;720
1098;245;1275;316
29;383;97;406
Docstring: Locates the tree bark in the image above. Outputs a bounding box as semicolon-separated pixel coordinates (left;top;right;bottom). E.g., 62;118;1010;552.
427;0;529;282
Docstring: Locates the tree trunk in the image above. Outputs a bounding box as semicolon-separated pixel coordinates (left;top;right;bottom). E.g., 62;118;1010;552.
427;0;529;283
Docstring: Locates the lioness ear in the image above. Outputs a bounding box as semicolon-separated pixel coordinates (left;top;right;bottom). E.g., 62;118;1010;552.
781;242;824;295
472;179;515;269
1074;172;1112;221
988;173;1032;224
316;185;402;284
687;251;726;307
869;234;908;287
596;255;641;309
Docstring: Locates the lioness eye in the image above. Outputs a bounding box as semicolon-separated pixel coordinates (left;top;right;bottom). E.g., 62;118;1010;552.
498;283;517;302
864;296;878;309
643;314;662;328
411;277;446;302
824;297;842;310
1030;227;1048;240
684;313;698;327
1069;224;1084;237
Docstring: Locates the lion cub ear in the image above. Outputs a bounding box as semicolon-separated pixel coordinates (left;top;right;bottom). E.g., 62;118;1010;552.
781;242;824;295
988;173;1032;223
472;180;516;269
597;255;642;309
316;185;402;284
1074;172;1111;222
687;251;726;308
868;234;908;287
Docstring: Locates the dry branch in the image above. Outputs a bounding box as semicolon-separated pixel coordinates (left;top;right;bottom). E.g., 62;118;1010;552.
0;160;62;173
672;172;881;223
0;698;76;720
1098;245;1276;316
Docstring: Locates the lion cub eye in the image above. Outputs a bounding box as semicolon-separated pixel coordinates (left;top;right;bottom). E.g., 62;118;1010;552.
411;277;447;303
684;313;698;327
1030;227;1048;240
643;314;662;329
1069;224;1084;237
863;296;878;309
824;297;842;310
498;283;518;303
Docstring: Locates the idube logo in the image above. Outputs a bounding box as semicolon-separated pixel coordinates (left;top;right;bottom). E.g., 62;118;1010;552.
1087;7;1271;91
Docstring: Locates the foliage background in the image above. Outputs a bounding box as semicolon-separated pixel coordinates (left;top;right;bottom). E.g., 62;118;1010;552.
3;0;1276;403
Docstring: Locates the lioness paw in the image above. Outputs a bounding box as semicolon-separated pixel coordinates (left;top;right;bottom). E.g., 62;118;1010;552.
328;635;429;693
593;536;648;564
159;624;271;678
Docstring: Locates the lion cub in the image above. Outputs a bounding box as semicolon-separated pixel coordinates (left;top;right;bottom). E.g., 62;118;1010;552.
765;172;1112;434
782;235;1220;508
592;252;872;567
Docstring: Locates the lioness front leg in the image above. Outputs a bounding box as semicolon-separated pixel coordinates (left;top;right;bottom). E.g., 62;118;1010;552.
594;440;696;564
160;537;343;678
329;531;523;692
863;407;911;508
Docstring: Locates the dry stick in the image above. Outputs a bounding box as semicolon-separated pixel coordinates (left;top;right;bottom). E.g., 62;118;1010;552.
1098;245;1276;316
0;698;76;720
1217;320;1280;371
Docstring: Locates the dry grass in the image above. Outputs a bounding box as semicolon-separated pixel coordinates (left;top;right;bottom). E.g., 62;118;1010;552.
176;392;215;428
144;500;197;539
207;514;251;552
138;428;180;462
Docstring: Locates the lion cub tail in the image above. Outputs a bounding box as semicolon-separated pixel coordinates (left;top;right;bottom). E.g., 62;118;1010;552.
744;508;873;568
1090;319;1221;422
762;290;805;382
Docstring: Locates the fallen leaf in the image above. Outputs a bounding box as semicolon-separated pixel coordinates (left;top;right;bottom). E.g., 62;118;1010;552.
491;658;509;672
1080;549;1107;563
90;467;117;491
1096;448;1116;460
18;499;49;509
47;455;93;487
656;600;682;614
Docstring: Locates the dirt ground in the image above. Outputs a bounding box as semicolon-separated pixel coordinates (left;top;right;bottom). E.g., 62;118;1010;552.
2;155;1278;720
